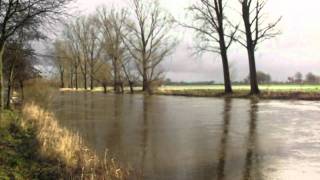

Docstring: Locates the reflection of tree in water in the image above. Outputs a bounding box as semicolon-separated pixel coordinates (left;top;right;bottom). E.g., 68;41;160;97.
111;95;123;150
242;99;262;180
140;95;149;177
216;98;232;180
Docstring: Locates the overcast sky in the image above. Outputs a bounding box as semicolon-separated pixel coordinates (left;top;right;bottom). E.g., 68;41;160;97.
71;0;320;82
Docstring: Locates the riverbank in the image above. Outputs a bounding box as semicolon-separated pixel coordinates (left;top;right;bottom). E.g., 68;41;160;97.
60;84;320;101
155;89;320;101
0;103;138;179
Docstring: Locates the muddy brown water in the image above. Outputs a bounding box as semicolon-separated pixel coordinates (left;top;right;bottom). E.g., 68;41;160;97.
52;93;320;180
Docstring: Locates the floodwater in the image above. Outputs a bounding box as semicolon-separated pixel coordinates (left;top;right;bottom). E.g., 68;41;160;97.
52;93;320;180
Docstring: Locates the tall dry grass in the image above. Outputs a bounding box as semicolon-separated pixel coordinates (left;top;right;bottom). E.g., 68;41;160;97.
21;103;136;179
20;79;140;179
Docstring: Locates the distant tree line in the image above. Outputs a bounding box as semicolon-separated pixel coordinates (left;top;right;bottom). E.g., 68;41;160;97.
244;71;272;84
164;79;215;86
288;72;320;84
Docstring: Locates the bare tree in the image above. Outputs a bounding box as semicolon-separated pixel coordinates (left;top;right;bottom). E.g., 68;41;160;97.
238;0;281;94
75;17;90;90
97;7;128;94
0;0;72;109
123;0;177;93
63;23;83;90
53;40;67;88
85;16;103;90
121;54;139;94
184;0;238;94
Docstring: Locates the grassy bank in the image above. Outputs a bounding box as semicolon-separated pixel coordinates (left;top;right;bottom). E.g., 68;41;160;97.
155;85;320;100
1;104;137;179
0;110;55;179
159;84;320;92
1;79;139;179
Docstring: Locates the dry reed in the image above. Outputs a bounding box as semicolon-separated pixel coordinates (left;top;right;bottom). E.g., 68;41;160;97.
21;102;137;180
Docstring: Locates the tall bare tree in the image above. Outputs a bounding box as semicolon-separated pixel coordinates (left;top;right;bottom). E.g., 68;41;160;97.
121;53;139;94
238;0;281;94
124;0;177;93
53;40;66;88
85;16;103;90
63;23;83;90
184;0;238;94
0;0;72;109
97;7;128;94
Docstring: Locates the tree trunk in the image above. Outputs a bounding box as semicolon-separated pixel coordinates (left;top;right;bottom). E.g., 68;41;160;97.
216;0;233;94
90;64;94;90
6;78;12;109
113;58;121;94
75;67;78;90
0;42;5;110
247;49;259;94
103;84;107;94
60;70;65;88
218;31;233;94
142;67;149;92
20;80;24;101
6;64;14;109
129;81;134;94
220;52;233;94
90;57;94;91
120;82;124;94
70;69;73;88
90;78;94;90
242;2;260;95
84;61;87;90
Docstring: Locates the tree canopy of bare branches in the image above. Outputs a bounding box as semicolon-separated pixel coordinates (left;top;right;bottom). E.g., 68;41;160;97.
185;0;238;94
0;0;73;109
123;0;177;93
97;7;129;93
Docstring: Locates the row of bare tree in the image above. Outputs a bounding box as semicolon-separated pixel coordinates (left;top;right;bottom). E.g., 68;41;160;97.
54;0;177;94
55;0;280;95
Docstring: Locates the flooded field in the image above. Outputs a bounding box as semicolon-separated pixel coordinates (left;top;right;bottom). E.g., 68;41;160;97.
52;93;320;180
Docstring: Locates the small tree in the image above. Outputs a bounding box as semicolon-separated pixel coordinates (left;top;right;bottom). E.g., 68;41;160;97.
97;7;128;94
294;72;303;84
244;71;271;84
305;72;318;84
